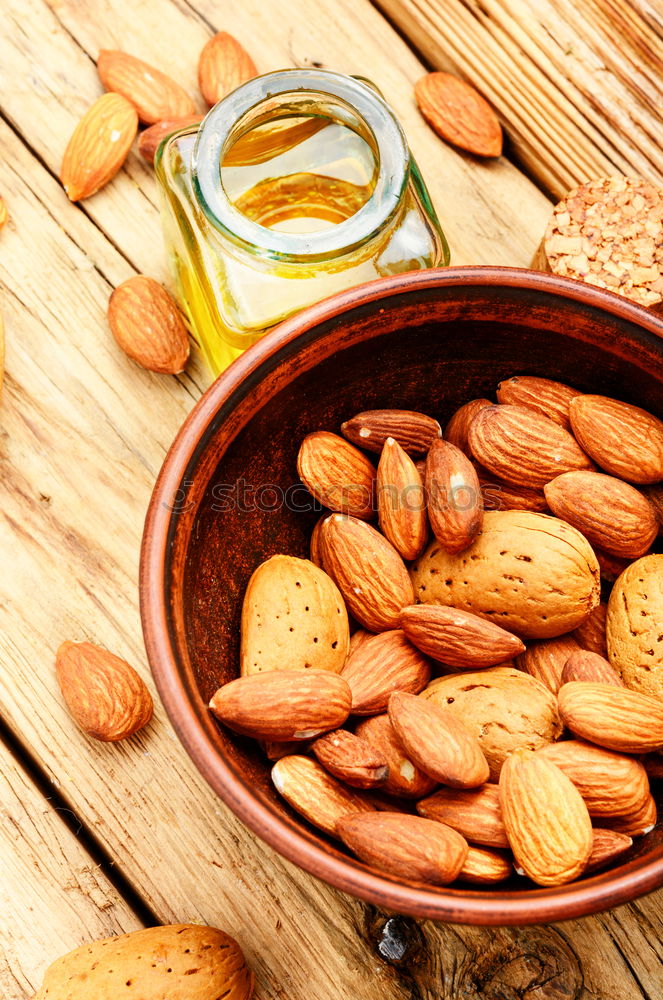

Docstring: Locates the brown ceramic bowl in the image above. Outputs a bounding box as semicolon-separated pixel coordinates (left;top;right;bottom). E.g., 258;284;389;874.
140;266;663;924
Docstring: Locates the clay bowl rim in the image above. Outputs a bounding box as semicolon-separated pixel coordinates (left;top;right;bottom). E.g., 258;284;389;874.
140;265;663;925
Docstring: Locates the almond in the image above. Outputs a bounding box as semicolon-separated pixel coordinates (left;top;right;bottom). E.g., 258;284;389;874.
271;755;374;837
515;634;581;694
561;649;624;687
97;50;195;124
496;376;582;430
417;783;508;848
337;811;468;884
341;629;430;715
537;740;650;817
414;72;502;158
544;471;658;559
571;601;608;657
401;604;524;669
499;749;593;886
198;31;257;106
585;829;633;873
603;794;657;837
459;845;514;884
298;432;375;519
425;439;483;553
240;555;349;676
319;514;413;631
309;515;325;568
468;404;593;487
55;641;153;742
60;93;138;202
569;395;663;485
607;554;663;700
558;681;663;753
138;114;203;163
348;628;372;656
389;691;490;787
377;438;428;560
209;669;351;741
312;730;389;788
444;399;492;454
108;276;190;374
341;409;441;456
478;469;548;513
355;714;437;798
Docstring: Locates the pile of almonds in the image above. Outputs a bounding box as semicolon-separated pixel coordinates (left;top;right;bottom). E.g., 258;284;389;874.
210;376;663;889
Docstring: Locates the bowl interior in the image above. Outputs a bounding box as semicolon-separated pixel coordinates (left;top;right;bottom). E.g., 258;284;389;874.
150;270;663;922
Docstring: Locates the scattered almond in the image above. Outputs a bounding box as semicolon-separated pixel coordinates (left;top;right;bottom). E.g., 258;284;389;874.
108;275;190;374
355;714;437;799
341;409;441;456
537;740;650;817
569;394;663;484
496;376;582;430
298;432;375;519
138;114;203;164
459;845;514;884
377;437;428;560
415;72;502;158
311;730;389;789
417;783;509;848
271;755;374;837
60;92;138;202
425;438;483;553
198;31;257;106
97;49;195;124
341;629;430;715
558;681;663;753
401;604;524;669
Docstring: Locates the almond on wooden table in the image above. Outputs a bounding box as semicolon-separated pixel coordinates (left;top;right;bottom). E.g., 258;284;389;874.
417;783;509;848
558;681;663;753
108;275;190;374
389;691;490;787
60;92;138;202
515;634;580;694
585;829;633;873
138;115;204;163
401;604;524;668
341;409;441;456
209;669;351;741
459;845;514;884
536;740;650;818
341;629;431;715
561;649;624;687
499;749;593;886
198;31;257;106
377;437;428;560
496;376;582;430
414;72;502;158
298;432;375;519
271;755;375;837
312;730;388;788
569;395;663;484
337;811;468;885
97;49;195;123
468;404;593;487
444;398;492;454
56;641;153;742
571;601;608;657
425;438;483;552
355;714;437;799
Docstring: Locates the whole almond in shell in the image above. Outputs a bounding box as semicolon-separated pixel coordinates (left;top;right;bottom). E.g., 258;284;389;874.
607;554;663;699
341;408;441;456
389;691;489;787
561;649;624;687
537;740;650;817
377;437;428;560
571;601;608;657
271;755;374;837
417;783;508;848
209;669;351;741
355;714;436;799
496;376;582;430
337;811;468;885
444;398;492;454
401;604;524;668
198;31;257;106
515;634;580;694
558;681;663;753
585;829;633;873
468;404;593;488
459;845;514;884
138;114;203;163
108;276;190;374
298;432;375;519
97;49;195;123
320;514;413;631
312;730;388;789
544;471;658;558
499;749;593;886
569;395;663;484
60;92;138;202
56;641;153;742
411;510;600;639
240;555;349;676
603;794;657;837
478;469;548;514
422;667;562;780
415;72;502;158
341;628;430;715
425;438;483;553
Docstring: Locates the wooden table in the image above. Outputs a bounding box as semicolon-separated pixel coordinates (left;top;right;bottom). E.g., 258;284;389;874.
1;1;662;997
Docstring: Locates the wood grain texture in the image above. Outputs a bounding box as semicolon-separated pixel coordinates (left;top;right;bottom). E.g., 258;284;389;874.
0;0;662;996
374;0;663;199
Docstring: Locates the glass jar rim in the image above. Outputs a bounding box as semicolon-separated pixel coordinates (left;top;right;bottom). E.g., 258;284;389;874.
191;69;410;263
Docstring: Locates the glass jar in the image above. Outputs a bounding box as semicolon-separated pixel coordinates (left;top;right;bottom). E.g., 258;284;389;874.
156;69;449;374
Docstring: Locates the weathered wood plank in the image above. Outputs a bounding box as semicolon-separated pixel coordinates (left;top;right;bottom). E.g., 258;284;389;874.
0;739;143;998
373;0;663;199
